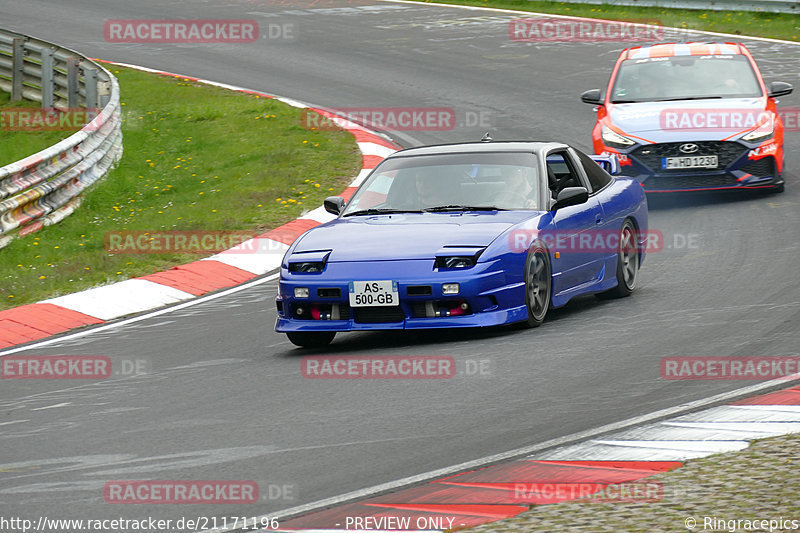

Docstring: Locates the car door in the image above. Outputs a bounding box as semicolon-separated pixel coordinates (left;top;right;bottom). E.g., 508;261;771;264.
572;147;620;272
547;149;606;296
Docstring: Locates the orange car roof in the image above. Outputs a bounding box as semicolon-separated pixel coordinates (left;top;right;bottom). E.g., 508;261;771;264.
623;42;744;60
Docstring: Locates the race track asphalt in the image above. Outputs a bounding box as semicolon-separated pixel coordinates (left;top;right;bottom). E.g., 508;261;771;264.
1;0;799;525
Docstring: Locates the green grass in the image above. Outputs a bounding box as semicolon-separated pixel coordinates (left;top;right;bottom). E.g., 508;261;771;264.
0;92;82;166
0;66;361;309
415;0;800;41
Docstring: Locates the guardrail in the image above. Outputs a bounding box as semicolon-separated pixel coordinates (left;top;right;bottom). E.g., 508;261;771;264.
0;28;122;249
541;0;797;13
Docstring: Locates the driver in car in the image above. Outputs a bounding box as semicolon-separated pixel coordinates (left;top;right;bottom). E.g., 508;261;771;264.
414;169;452;209
500;166;537;209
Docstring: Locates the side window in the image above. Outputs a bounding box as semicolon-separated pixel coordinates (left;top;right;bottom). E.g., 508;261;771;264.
545;151;584;197
575;149;613;193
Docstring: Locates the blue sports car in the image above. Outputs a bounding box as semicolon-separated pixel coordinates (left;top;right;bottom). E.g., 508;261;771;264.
275;140;649;347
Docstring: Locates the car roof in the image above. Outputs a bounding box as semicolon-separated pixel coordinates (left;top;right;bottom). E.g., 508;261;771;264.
622;42;745;60
386;141;571;158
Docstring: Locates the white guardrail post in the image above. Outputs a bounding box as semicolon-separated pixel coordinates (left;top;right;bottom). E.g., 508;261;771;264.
0;28;123;249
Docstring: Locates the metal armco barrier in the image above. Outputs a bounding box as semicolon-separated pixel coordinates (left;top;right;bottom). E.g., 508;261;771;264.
542;0;797;13
0;28;122;249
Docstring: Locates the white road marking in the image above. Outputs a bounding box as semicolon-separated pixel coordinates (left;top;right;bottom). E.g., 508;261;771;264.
30;403;71;411
198;374;800;532
0;419;30;426
42;279;195;321
0;274;279;357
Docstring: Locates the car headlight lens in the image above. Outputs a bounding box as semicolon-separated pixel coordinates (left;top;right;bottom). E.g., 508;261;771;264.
286;250;332;273
436;256;475;269
742;119;775;142
601;126;636;148
288;261;325;273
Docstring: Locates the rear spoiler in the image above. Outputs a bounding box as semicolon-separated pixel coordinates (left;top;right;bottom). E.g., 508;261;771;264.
590;154;620;176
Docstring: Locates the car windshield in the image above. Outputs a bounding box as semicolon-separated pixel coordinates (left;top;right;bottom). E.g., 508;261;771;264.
610;55;763;103
341;152;541;215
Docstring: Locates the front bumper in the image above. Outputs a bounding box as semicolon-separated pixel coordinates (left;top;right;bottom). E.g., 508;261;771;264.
275;258;528;332
606;140;783;193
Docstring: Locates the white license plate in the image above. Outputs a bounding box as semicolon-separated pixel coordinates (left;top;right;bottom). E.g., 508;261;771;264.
348;280;399;307
662;155;718;169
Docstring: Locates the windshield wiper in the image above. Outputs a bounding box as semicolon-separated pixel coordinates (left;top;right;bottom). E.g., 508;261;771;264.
342;208;422;217
613;96;725;103
655;96;724;101
423;205;506;212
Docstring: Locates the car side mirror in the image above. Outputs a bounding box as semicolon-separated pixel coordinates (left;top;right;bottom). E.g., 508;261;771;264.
580;89;603;105
324;196;346;215
768;81;793;98
552;187;589;210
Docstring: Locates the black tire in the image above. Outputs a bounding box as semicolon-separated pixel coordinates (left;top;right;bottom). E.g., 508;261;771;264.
523;244;551;327
598;218;639;299
286;331;336;348
772;182;785;193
